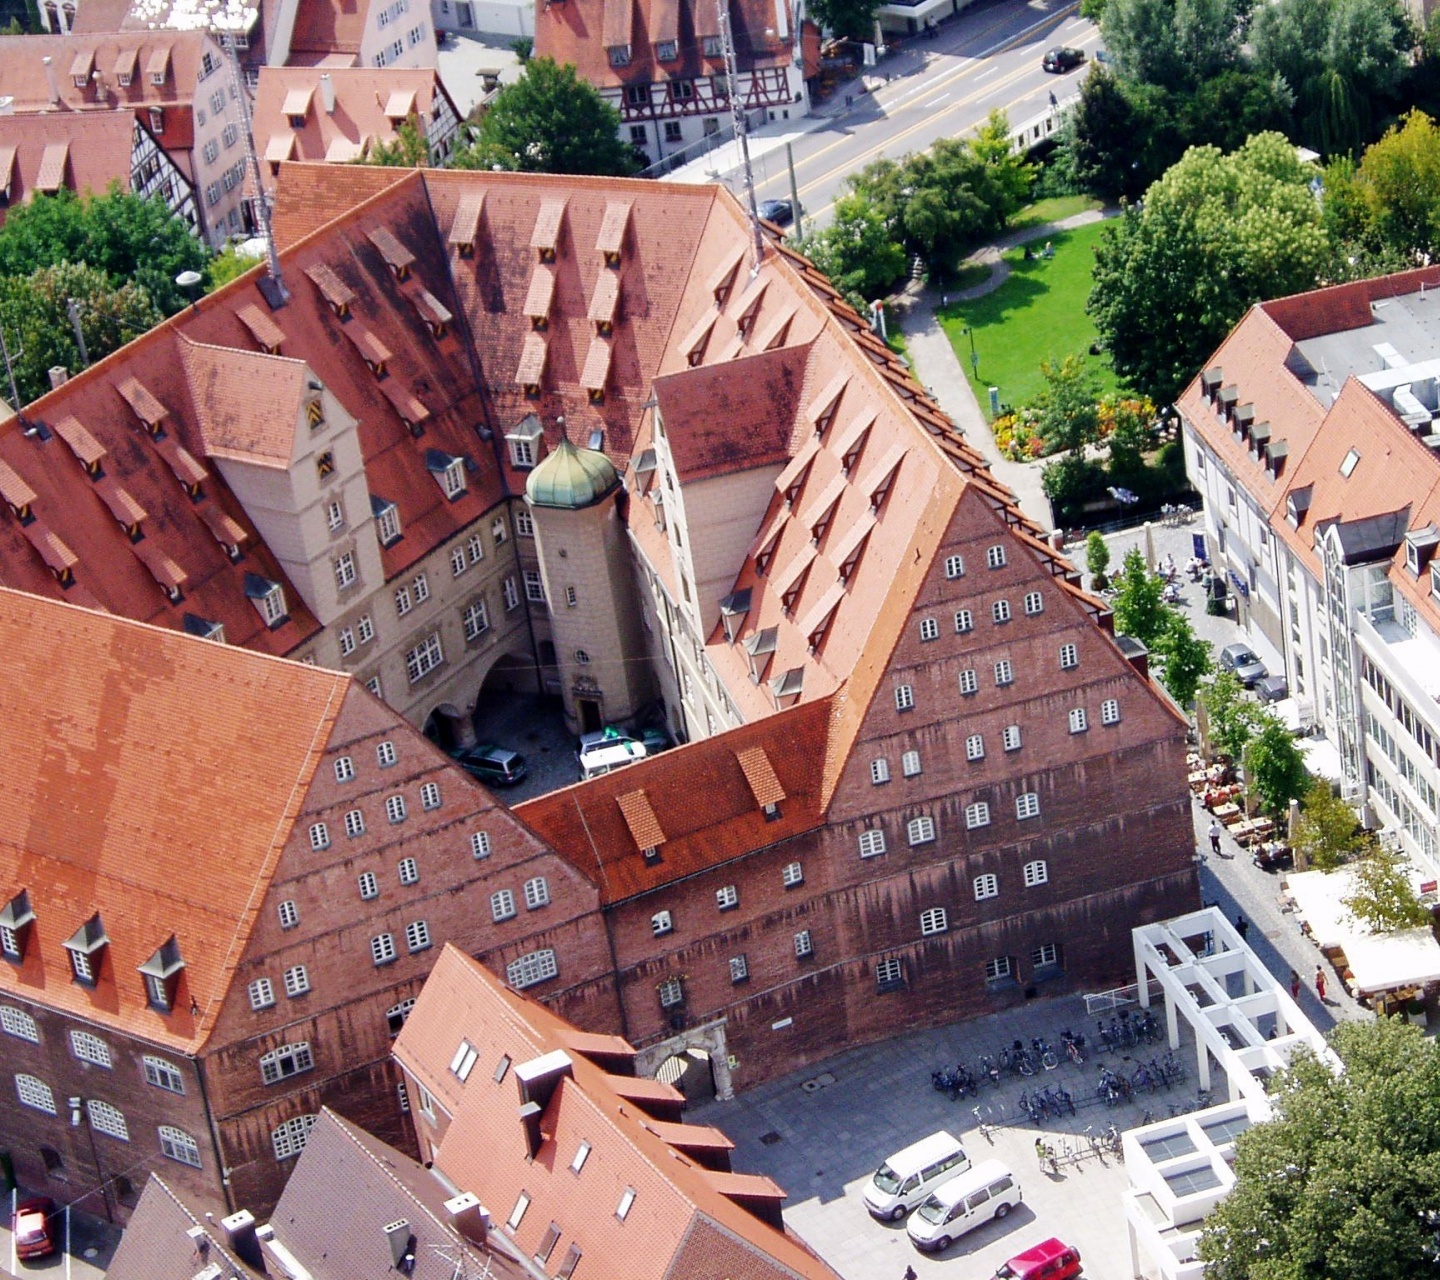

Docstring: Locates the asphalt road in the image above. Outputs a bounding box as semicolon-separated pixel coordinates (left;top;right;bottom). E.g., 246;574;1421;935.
742;0;1100;227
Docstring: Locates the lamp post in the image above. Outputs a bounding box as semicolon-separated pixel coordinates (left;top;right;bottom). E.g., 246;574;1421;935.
68;1097;114;1224
962;326;978;375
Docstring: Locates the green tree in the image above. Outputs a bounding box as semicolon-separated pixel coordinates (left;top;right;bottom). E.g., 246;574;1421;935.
1085;530;1111;588
365;116;431;167
0;186;208;316
1067;68;1148;202
451;58;638;176
1100;0;1246;92
1200;1019;1440;1280
1342;844;1433;932
808;0;880;39
0;262;160;406
207;244;258;290
1088;133;1329;403
1033;354;1102;456
1244;715;1309;816
1292;779;1366;870
803;194;907;305
1328;112;1440;264
1201;670;1264;761
1153;612;1213;706
1112;547;1167;644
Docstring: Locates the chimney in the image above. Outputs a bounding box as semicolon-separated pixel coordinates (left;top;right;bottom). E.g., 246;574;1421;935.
186;1225;210;1257
319;72;335;114
443;1192;490;1249
383;1220;417;1274
219;1209;267;1272
1114;635;1149;681
48;366;68;390
42;56;60;106
518;1100;544;1159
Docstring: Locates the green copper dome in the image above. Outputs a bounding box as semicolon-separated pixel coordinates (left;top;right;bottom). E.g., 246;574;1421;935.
525;436;620;510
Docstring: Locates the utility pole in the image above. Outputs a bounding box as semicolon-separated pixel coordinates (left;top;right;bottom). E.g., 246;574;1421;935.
0;325;23;415
68;1097;114;1224
718;0;764;269
785;141;803;237
221;26;288;307
66;297;89;368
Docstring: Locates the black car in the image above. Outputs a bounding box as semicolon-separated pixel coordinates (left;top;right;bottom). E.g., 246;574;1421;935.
1042;46;1085;73
449;743;528;786
757;198;794;226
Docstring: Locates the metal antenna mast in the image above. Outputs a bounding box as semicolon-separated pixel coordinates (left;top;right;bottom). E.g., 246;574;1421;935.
717;0;764;269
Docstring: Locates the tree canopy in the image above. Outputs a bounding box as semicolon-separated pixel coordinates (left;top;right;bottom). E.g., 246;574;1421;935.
802;194;908;306
1100;0;1246;93
452;58;639;176
1153;612;1212;706
1292;779;1367;870
1202;669;1265;762
1088;132;1328;403
1201;1019;1440;1280
1323;110;1440;265
1244;716;1309;816
808;0;881;39
1112;547;1167;645
364;116;431;167
1342;845;1433;932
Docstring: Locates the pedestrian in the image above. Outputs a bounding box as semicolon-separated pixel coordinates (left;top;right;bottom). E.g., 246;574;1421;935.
1290;969;1300;1000
904;1267;918;1280
1048;89;1058;108
1235;913;1248;942
1315;965;1327;1003
941;292;948;308
1209;820;1222;856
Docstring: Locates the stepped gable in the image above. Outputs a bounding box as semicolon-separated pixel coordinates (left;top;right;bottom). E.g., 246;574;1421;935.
0;587;345;1052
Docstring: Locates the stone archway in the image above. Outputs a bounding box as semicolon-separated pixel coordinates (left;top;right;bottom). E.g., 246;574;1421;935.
423;703;469;751
633;1018;733;1101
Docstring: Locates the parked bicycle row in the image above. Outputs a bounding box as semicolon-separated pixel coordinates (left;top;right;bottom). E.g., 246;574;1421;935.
1032;1124;1125;1174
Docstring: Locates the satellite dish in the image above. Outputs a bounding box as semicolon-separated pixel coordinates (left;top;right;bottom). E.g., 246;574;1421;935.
175;270;203;288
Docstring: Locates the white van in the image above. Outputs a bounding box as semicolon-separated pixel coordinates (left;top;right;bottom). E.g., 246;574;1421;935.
907;1159;1021;1252
862;1131;969;1221
578;738;648;780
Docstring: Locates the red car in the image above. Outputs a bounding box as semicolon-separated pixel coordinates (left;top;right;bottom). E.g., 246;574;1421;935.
994;1237;1082;1280
13;1196;58;1260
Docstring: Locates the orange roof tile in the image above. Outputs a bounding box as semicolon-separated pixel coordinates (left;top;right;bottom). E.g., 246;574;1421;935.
0;32;215;111
0;458;37;510
615;788;665;849
596;199;632;256
93;476;146;528
580;337;613;393
531;196;567;252
116;373;167;426
523;266;556;320
34;140;68;193
735;745;785;806
52;415;106;470
235;302;286;352
517;330;548;386
588;269;621;325
179;338;306;468
448;189;484;248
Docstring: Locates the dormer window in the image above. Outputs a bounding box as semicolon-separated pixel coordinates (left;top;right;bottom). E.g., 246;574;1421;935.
245;574;288;628
138;936;184;1013
64;913;108;987
719;588;751;642
703;35;722;55
428;451;468;500
1406;525;1440;576
608;44;631;66
656;40;677;59
373;496;402;545
0;889;35;962
149;106;164;134
1431;561;1440;602
507;414;544;470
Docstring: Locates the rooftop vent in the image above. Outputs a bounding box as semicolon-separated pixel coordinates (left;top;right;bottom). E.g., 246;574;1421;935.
218;1209;265;1270
443;1192;490;1248
383;1220;416;1275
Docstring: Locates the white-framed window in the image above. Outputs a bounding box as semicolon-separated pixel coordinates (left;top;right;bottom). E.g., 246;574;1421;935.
71;947;95;984
387;998;416;1035
1032;943;1060;969
908;815;936;845
966;733;985;761
919;617;939;642
1069;707;1088;734
283;965;310;997
371;933;398;966
1016;793;1041;820
144;1056;184;1093
15;1074;55;1113
277;900;300;930
895;684;914;711
376;502;402;545
876;956;904;990
1101;698;1121;725
334;552;357;591
467;533;485;564
658;977;684;1007
451;546;468;577
524;877;550;909
985;956;1013;982
334;756;354;782
859;828;887;858
440;457;467;499
357;615;375;644
503;577;520;610
1059;643;1079;670
470;831;491;859
260;1043;315;1085
358;871;379;899
377;741;397;767
346;810;366;839
413;573;430;603
973;873;999;901
565;586;578;608
308;821;329;851
386;795;408;824
71;1030;112;1068
0;926;19;960
524;570;546;602
87;1100;129;1140
405;920;432;953
992;599;1011;624
794;929;813;958
944;554;965;578
272;1114;317;1160
1024;591;1044;615
919;907;948;936
958;669;978;695
902;749;922;776
870;758;890;784
248;978;275;1010
986;545;1006;569
395;587;412;616
507;949;558;989
715;884;739;911
159;1125;201;1167
1023;859;1049;887
955;609;974;633
728;955;749;983
1003;724;1022;751
406;634;444;684
651;910;673;936
420;782;441;810
781;861;804;887
326;500;344;531
491;889;516;921
463;600;489;641
965;801;991;829
994;659;1013;686
515;508;535;537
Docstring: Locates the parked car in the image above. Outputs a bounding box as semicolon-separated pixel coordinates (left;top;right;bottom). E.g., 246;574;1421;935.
449;743;528;786
906;1160;1020;1251
578;738;647;780
993;1237;1083;1280
1219;642;1268;688
13;1196;58;1261
1042;46;1084;72
1255;674;1289;703
757;199;794;226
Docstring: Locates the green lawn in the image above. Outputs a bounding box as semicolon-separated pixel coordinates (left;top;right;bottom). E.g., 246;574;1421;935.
936;219;1117;417
1007;194;1103;236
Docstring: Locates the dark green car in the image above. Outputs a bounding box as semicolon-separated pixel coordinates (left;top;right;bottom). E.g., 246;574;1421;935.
449;743;528;786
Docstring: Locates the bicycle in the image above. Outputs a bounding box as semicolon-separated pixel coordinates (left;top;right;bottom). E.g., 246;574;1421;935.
973;1105;994;1142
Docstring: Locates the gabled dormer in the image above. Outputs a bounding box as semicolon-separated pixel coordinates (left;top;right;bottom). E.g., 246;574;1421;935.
0;888;34;962
63;912;108;987
138;936;185;1012
1405;524;1440;577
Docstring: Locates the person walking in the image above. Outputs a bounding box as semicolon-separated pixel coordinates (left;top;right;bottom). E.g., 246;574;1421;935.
1235;914;1248;942
1290;969;1301;1000
1209;820;1222;857
1315;965;1327;1003
904;1267;918;1280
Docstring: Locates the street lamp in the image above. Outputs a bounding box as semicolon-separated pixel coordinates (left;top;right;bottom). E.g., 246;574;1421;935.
68;1097;114;1224
962;326;978;375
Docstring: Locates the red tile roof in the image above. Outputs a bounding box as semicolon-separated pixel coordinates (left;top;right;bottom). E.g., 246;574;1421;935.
0;111;134;216
0;587;346;1053
0;31;217;109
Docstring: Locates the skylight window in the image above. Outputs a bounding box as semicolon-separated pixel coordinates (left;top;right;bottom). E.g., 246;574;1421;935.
1340;448;1360;477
